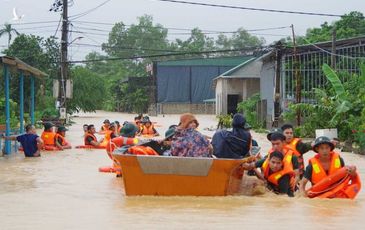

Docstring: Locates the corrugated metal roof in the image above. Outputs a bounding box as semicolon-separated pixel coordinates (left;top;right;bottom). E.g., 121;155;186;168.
157;55;254;67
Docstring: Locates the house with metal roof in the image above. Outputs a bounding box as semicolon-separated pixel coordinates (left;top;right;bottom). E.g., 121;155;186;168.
213;52;276;125
153;55;254;114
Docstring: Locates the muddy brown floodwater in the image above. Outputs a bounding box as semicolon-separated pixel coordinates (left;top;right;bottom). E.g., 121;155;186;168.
0;111;364;229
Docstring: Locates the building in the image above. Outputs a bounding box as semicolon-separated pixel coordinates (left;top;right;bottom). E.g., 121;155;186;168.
213;52;276;126
153;56;253;114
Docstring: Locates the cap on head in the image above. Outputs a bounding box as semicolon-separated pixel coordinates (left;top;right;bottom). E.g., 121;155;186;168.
267;128;285;141
165;127;176;139
57;126;68;132
103;119;110;124
120;123;139;137
313;136;334;153
44;122;54;130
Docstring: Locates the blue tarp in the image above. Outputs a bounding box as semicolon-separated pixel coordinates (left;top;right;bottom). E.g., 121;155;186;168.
157;66;231;103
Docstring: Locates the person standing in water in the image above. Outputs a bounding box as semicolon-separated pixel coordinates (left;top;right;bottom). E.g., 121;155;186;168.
3;124;43;157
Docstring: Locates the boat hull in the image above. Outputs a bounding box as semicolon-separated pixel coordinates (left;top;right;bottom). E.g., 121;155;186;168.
112;154;252;196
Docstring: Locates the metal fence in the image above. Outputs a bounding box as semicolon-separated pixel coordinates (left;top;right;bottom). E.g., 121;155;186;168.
281;38;365;109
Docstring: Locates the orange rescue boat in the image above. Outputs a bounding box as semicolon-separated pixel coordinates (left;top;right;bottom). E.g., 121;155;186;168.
112;154;255;196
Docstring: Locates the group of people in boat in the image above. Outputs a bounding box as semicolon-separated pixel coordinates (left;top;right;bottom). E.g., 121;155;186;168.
105;112;359;198
2;112;360;198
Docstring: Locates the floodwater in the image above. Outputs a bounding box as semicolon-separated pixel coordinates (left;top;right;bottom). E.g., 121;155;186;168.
0;111;364;230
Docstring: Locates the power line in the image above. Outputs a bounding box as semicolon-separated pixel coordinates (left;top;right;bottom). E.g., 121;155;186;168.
153;0;345;17
69;0;113;19
67;45;268;63
293;37;365;60
72;20;290;33
1;20;60;26
71;42;182;52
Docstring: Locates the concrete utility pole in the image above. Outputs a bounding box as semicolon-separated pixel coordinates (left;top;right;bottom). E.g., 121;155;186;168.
60;0;69;109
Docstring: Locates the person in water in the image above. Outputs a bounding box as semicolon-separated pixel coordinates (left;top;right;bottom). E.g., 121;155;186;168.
299;136;357;197
83;124;88;136
212;113;252;159
3;124;43;157
41;122;56;147
256;151;295;197
55;126;71;150
171;113;211;157
84;124;104;147
100;119;110;133
139;117;159;136
281;124;312;179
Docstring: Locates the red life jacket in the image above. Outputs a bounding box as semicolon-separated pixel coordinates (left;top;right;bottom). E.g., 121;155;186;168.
84;133;97;145
309;152;342;185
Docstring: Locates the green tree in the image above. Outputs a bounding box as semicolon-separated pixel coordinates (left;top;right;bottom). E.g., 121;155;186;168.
174;28;215;56
0;23;19;47
216;28;265;50
67;66;107;113
296;11;365;44
3;34;60;117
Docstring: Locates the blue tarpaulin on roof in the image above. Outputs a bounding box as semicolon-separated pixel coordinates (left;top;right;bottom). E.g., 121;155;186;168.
157;66;232;103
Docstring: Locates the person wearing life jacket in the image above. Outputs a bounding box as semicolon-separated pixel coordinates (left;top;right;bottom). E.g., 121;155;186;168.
100;119;110;133
281;124;312;179
260;151;295;197
41;122;56;147
299;136;358;198
244;129;300;187
139;117;159;136
84;124;104;147
55;126;71;150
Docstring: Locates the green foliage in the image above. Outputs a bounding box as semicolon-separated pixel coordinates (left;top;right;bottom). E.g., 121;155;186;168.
117;83;149;113
294;11;365;44
284;63;365;149
237;93;263;129
216;114;232;128
0;98;19;128
67;66;107;113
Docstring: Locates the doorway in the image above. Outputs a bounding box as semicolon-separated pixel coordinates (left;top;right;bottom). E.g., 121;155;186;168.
227;94;239;115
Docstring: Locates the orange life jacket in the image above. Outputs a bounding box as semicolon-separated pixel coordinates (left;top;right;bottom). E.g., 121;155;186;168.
84;133;97;145
41;131;56;145
285;138;304;175
262;151;295;187
141;125;156;135
55;133;69;146
128;146;159;155
100;124;109;132
309;152;342;185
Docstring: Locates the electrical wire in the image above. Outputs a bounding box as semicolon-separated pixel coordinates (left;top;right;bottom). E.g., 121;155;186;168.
66;45;268;63
153;0;346;17
69;0;113;20
293;37;365;60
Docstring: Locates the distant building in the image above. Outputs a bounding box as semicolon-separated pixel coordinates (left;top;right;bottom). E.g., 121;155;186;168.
152;56;253;114
213;52;275;126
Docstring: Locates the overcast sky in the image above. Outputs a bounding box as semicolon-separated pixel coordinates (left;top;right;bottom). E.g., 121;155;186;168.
1;0;364;61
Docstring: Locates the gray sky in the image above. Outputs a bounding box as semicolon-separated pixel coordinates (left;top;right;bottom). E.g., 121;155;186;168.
1;0;364;61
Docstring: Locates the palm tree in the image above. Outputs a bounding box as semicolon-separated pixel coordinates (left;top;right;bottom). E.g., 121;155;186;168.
0;23;20;47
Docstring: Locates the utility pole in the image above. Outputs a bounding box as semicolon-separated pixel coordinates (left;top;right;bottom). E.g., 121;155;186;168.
291;24;301;126
60;0;69;111
273;41;282;128
331;26;337;69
